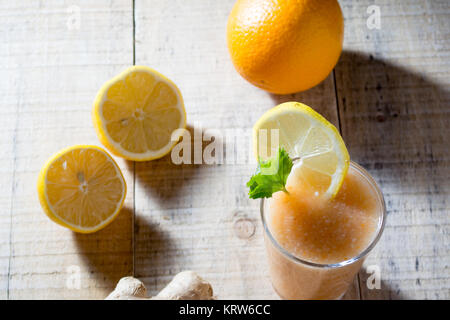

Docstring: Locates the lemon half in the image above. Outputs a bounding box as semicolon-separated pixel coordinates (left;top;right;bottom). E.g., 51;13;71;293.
253;102;349;199
92;66;187;161
37;145;126;233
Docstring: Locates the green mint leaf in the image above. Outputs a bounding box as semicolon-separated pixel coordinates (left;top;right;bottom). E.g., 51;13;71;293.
246;147;293;199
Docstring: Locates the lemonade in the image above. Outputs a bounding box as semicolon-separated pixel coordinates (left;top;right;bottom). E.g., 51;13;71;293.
261;161;385;299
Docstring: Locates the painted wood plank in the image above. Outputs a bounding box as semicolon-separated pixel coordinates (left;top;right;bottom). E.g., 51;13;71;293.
0;53;17;300
336;0;450;299
0;0;134;299
133;0;356;299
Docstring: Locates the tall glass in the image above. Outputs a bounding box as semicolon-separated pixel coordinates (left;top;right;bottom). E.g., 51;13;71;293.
261;161;386;300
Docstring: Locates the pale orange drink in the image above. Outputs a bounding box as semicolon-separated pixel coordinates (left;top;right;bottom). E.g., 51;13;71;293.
262;161;385;299
251;102;385;300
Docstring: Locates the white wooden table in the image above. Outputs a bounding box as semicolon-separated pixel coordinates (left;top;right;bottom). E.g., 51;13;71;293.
0;0;448;299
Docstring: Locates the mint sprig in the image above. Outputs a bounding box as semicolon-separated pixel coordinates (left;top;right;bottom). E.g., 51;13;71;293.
246;147;293;199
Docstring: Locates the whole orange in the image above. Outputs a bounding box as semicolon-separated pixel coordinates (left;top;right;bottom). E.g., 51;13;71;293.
227;0;344;94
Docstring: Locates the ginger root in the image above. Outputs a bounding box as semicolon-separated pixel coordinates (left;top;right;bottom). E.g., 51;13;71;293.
106;270;214;300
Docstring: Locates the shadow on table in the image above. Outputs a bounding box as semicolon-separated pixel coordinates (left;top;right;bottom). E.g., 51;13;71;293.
334;50;448;188
128;124;218;207
73;206;178;297
132;214;178;295
72;207;135;294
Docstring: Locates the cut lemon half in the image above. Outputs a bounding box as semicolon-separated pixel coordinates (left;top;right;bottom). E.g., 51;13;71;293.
93;66;187;161
37;145;126;233
253;102;349;199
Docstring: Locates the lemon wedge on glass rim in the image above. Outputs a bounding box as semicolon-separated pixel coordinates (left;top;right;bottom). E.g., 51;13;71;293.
253;102;350;199
37;145;126;233
92;66;187;161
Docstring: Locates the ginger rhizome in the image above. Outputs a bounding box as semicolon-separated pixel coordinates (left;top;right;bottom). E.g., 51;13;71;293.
106;271;214;300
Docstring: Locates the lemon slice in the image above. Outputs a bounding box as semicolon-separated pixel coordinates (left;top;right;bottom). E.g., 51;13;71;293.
37;145;126;233
253;102;349;199
92;66;187;161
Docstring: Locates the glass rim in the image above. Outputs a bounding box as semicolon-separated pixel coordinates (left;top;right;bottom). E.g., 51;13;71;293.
260;160;386;269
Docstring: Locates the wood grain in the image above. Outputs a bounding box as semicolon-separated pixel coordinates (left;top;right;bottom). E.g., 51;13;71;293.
0;0;134;299
336;0;450;299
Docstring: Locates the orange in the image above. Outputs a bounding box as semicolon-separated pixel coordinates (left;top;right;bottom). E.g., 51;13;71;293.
227;0;344;94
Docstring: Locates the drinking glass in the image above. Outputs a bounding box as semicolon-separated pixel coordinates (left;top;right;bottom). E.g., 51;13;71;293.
261;161;386;300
